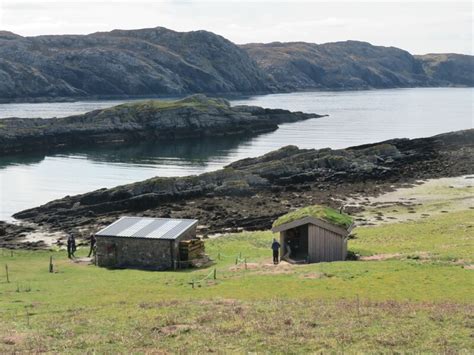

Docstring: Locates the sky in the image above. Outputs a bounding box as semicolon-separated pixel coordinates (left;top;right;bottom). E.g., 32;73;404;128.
0;0;472;55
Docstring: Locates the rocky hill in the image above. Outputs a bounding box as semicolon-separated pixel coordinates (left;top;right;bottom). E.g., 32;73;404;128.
415;53;474;87
0;94;321;155
13;129;474;235
242;41;474;90
1;27;472;102
0;27;272;102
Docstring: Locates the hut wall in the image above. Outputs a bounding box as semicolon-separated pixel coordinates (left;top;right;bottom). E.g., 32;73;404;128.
96;237;176;270
279;231;285;257
96;226;197;270
308;225;347;262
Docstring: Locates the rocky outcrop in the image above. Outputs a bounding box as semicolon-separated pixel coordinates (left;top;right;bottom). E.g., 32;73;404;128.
13;129;474;235
0;94;322;155
416;53;474;87
0;221;41;250
242;41;474;90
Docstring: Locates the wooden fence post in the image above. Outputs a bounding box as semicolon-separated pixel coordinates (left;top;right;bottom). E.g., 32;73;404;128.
356;294;361;320
5;264;10;283
213;268;217;280
49;256;53;273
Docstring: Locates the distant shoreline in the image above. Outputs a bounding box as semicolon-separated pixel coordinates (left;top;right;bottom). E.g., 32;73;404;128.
0;85;471;105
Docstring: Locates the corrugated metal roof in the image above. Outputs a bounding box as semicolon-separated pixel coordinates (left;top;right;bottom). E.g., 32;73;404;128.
95;217;198;240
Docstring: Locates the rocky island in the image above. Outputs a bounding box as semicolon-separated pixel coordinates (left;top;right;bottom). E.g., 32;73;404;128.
6;128;472;248
0;95;322;155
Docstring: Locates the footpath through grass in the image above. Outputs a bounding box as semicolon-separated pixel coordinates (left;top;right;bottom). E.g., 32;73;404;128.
0;209;473;352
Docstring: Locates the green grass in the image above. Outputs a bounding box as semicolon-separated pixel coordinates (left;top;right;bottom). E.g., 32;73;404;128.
0;210;473;352
352;210;474;261
273;204;353;229
109;95;229;113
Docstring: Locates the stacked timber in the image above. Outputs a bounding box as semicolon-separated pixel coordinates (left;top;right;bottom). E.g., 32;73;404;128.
179;239;205;261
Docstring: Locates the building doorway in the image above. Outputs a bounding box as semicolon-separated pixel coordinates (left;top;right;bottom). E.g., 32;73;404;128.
281;225;309;263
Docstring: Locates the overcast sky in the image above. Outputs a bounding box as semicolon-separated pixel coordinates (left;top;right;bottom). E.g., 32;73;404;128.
0;1;472;54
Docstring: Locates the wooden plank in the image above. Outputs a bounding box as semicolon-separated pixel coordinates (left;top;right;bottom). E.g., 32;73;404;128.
327;229;332;261
308;225;315;263
318;227;323;262
321;227;324;262
312;225;319;263
332;230;336;261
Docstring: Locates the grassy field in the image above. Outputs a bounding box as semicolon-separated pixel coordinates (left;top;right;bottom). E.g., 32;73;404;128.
0;202;473;351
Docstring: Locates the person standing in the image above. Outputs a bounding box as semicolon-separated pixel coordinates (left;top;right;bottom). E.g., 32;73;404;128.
67;233;76;259
271;238;281;265
88;234;96;257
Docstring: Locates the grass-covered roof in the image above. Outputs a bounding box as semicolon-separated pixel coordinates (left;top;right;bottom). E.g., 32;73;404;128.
273;205;353;229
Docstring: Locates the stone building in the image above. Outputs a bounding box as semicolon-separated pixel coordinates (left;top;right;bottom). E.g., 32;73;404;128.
95;216;198;270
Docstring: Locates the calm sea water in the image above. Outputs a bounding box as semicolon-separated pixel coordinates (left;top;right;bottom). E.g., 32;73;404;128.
0;88;472;220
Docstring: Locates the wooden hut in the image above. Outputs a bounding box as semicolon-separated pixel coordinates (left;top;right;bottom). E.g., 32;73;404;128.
95;216;199;270
271;205;354;264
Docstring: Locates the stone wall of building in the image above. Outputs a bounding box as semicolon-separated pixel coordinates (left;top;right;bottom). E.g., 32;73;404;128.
96;237;173;270
96;225;198;270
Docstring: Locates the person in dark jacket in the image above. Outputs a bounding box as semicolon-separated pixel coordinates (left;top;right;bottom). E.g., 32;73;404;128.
67;233;76;259
88;234;96;258
271;238;281;264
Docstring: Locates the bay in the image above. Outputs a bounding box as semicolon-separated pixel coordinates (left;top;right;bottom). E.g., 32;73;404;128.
0;88;472;220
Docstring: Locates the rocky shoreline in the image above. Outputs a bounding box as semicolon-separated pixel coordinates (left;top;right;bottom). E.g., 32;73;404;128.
0;95;322;155
3;129;472;249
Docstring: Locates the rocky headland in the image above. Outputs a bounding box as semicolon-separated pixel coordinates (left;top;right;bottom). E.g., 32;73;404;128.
0;95;322;155
242;41;474;90
6;129;473;249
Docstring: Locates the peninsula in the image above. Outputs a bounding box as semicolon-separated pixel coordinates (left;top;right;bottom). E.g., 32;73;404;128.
0;95;322;155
